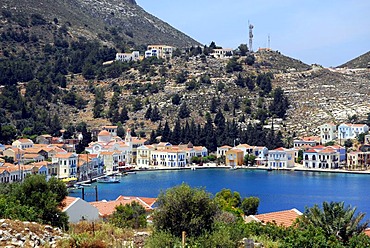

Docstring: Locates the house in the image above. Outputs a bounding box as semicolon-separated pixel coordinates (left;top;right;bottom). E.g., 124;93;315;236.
319;123;337;144
136;145;154;168
36;134;53;144
245;209;302;227
211;48;233;59
225;149;244;167
150;149;187;167
293;136;321;148
0;168;10;183
303;147;340;169
347;151;370;170
2;147;24;162
90;195;157;219
145;45;174;59
253;146;269;165
12;139;34;149
62;196;100;223
22;153;45;163
267;148;295;169
51;153;78;179
216;145;232;158
115;51;140;62
338;123;369;141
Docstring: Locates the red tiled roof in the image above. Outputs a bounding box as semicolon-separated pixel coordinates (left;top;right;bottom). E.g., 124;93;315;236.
364;228;370;237
220;145;232;149
311;145;325;149
305;149;317;153
61;196;79;211
90;196;157;217
249;209;302;227
98;130;110;136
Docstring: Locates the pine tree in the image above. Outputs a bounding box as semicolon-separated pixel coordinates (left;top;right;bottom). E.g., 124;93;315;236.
210;97;218;113
161;121;171;142
149;130;157;144
145;104;152;120
150;105;161;122
119;106;129;123
170;119;181;144
178;102;190;119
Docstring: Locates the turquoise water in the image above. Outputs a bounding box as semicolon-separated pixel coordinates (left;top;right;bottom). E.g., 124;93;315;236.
69;169;370;216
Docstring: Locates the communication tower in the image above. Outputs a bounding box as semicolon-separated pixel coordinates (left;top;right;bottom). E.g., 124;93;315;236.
268;34;270;49
249;21;254;52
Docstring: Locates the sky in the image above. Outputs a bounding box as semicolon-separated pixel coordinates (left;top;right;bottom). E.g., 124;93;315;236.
136;0;370;67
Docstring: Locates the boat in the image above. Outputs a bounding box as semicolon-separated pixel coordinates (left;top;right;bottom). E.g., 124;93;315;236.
97;176;120;183
127;171;137;174
191;167;196;171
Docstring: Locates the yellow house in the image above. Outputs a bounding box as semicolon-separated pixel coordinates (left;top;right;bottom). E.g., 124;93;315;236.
225;149;244;167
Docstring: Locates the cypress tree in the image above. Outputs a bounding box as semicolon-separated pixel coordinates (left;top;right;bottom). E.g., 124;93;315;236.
161;121;171;142
145;104;152;120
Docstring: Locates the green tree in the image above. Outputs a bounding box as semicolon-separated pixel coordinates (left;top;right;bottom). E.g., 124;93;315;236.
152;183;218;237
298;201;369;244
110;201;147;229
1;175;69;228
214;189;241;213
145;104;152;120
132;98;142;111
269;87;289;119
245;54;255;65
240;197;259;215
171;93;181;105
238;44;249;56
119;106;129;123
178;102;190;119
150;105;161;122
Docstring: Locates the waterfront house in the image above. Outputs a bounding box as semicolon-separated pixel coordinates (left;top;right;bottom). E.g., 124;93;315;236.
151;149;187;167
62;196;100;223
225;149;244;167
216;145;232;158
303;147;339;169
245;209;302;227
319;123;337;144
51;153;78;179
347;151;370;170
267;147;295;169
338;123;369;141
136;145;154;168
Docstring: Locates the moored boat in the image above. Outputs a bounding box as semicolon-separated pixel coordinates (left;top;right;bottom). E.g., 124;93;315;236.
97;176;120;183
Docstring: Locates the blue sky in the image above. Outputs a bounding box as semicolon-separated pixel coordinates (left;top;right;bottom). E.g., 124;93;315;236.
136;0;370;67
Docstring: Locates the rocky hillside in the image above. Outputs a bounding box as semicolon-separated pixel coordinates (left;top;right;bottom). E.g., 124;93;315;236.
338;51;370;69
1;0;200;48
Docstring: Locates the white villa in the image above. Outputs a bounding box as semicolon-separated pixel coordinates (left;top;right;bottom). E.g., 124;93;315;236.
211;48;233;59
303;147;340;169
338;123;369;140
319;123;337;144
115;51;140;62
145;45;174;59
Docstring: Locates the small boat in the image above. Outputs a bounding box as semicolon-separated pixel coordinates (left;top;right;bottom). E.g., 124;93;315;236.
127;171;137;174
191;167;196;171
97;176;120;183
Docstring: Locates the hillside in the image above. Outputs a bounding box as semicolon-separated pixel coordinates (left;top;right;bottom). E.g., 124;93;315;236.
1;0;200;48
338;51;370;69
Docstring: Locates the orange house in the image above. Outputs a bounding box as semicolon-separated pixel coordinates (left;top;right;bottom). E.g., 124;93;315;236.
225;149;244;167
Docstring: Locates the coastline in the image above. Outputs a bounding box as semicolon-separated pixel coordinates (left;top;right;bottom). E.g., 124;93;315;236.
130;163;370;175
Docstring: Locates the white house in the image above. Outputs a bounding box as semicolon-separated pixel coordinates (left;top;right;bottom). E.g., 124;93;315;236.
211;48;233;59
338;123;369;141
293;136;321;148
115;51;140;62
216;145;232;158
267;147;295;169
51;153;78;179
319;123;337;144
12;139;34;150
145;45;174;59
62;196;99;223
136;145;154;168
303;147;339;169
151;149;186;167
